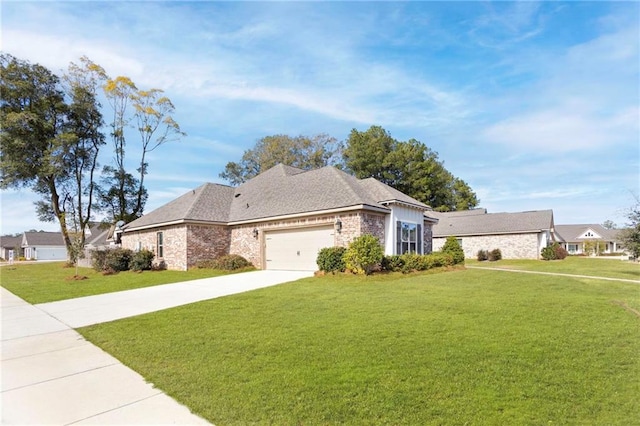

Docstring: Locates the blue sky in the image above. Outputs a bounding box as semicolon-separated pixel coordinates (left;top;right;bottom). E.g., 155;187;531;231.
1;1;638;235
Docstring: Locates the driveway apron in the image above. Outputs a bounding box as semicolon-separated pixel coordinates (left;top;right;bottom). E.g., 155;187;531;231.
1;269;313;424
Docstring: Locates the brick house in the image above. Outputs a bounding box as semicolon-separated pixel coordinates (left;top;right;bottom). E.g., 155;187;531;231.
431;209;556;259
121;164;438;270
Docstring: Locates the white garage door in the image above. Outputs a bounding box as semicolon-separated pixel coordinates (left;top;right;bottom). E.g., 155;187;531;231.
265;226;335;271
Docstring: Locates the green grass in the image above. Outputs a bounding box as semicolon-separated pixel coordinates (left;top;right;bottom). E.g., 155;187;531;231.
467;256;640;281
0;262;232;304
79;269;640;425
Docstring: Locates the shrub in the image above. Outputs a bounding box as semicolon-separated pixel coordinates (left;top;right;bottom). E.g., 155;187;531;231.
427;252;454;268
477;249;489;261
343;234;384;275
442;236;465;264
381;255;404;272
91;249;108;272
129;249;155;271
105;248;133;272
317;246;347;273
400;253;424;274
213;254;252;270
488;248;502;261
542;243;567;261
553;244;568;260
195;255;251;270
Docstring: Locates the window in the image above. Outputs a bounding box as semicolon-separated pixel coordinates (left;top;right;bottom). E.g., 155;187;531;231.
157;232;164;258
396;221;422;254
568;244;578;253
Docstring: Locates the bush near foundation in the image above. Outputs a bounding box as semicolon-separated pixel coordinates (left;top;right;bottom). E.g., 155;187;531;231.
130;249;155;271
317;247;347;273
542;243;568;261
488;248;502;261
442;236;465;264
343;234;384;275
477;250;489;261
196;255;252;270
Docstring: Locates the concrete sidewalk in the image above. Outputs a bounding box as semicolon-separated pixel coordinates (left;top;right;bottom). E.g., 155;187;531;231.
1;269;313;424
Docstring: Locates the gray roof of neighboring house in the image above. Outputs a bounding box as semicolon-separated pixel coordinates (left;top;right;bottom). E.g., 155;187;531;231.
555;224;622;242
125;164;431;230
85;223;110;247
0;235;22;249
432;209;554;237
22;231;65;247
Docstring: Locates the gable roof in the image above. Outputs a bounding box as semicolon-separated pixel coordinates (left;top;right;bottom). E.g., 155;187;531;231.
125;164;431;230
432;209;554;237
0;235;22;249
125;183;235;231
555;224;621;242
22;231;65;247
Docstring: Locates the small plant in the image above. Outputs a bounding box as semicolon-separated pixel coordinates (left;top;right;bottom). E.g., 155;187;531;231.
129;249;155;272
343;234;384;275
381;255;404;272
542;243;568;261
212;254;253;270
488;248;502;261
442;236;465;264
317;246;347;273
477;250;489;261
105;248;134;272
400;253;424;274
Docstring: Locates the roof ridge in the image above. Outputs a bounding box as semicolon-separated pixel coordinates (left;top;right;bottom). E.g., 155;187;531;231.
323;166;371;204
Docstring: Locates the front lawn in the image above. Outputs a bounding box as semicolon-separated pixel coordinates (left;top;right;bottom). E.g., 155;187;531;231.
468;256;640;281
79;269;640;425
0;262;230;304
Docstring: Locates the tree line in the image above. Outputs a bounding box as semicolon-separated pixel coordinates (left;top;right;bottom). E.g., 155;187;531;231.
220;126;479;211
1;54;479;260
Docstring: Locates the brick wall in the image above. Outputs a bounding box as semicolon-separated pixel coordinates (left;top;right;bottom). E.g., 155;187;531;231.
186;224;230;268
433;232;541;259
122;225;188;270
423;221;434;253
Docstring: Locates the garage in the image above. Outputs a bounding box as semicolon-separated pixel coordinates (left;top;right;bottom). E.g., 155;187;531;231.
265;226;335;271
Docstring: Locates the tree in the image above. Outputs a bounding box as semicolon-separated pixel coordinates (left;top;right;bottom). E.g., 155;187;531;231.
602;220;617;230
99;76;184;222
343;126;478;211
619;193;640;260
1;54;73;254
220;134;343;185
1;55;106;258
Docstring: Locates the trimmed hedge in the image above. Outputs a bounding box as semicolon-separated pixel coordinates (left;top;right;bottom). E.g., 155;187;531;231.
382;252;455;274
317;247;347;273
195;254;253;271
442;236;465;264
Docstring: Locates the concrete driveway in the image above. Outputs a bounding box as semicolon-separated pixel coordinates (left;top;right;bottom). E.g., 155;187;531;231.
1;269;313;425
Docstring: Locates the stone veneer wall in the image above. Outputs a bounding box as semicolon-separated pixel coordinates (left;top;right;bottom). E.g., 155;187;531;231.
432;232;541;260
121;225;188;270
186;224;230;269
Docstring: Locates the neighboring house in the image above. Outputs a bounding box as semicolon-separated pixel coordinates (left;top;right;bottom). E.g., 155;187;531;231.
21;231;67;260
0;235;22;260
121;164;438;271
431;209;556;259
555;224;624;255
84;223;110;249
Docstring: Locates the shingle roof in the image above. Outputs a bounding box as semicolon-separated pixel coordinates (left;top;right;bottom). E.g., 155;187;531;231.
125;164;431;230
0;235;22;249
125;183;235;230
555;224;622;242
22;231;65;247
432;209;554;237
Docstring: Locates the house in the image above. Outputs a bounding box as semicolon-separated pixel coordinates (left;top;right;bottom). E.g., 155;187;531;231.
121;164;438;271
21;231;67;260
555;224;624;255
431;209;556;259
0;235;22;260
